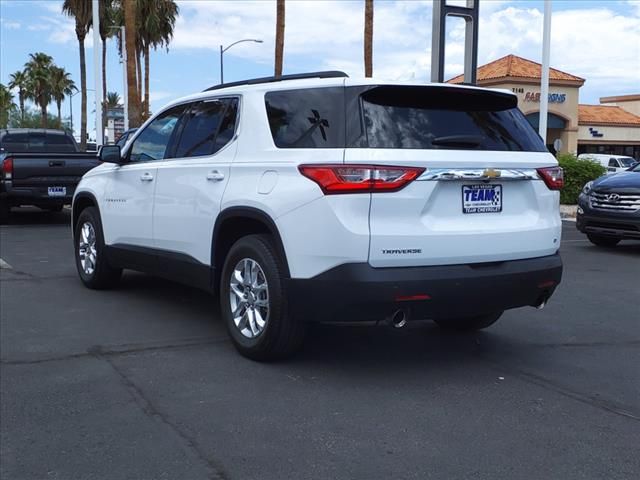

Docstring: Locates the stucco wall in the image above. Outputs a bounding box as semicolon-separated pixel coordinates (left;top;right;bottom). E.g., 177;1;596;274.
578;125;640;143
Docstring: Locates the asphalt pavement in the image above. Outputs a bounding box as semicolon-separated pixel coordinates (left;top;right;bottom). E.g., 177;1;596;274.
1;208;639;480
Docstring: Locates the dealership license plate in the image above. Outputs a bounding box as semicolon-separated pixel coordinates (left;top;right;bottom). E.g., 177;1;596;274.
462;184;502;214
47;186;66;197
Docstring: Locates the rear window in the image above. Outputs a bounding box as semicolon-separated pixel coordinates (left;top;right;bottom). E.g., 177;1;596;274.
265;88;344;148
350;86;546;151
0;132;29;152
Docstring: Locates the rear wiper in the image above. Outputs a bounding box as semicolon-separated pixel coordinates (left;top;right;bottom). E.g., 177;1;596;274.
431;135;483;147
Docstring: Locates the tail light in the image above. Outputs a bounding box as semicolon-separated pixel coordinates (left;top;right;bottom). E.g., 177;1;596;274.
298;164;425;194
2;157;13;180
537;166;564;190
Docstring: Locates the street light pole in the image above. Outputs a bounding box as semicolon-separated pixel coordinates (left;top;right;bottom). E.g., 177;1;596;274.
219;38;263;84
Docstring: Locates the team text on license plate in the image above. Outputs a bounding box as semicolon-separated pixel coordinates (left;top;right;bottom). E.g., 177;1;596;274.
48;186;66;197
462;184;502;214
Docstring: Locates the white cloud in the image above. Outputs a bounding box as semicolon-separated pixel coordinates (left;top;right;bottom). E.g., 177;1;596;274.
1;20;22;30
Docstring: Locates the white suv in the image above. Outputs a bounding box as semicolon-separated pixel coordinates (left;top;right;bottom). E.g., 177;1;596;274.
72;71;564;360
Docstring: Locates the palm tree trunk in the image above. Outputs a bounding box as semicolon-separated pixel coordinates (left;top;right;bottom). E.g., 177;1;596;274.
124;0;141;127
102;38;108;138
136;49;142;108
364;0;373;78
79;37;87;150
57;100;62;127
19;93;25;125
41;100;47;128
144;43;150;120
274;0;285;77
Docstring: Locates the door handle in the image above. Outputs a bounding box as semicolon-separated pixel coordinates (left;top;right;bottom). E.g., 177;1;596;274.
140;172;154;182
206;170;225;181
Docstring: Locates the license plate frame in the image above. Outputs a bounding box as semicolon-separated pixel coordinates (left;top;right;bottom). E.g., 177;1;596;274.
462;184;502;214
47;186;67;197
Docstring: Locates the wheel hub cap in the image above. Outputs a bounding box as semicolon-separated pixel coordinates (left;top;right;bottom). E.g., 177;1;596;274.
229;258;269;338
78;222;97;275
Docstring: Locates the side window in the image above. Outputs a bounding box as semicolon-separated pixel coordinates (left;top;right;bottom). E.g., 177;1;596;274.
608;158;619;168
174;99;234;158
214;98;239;150
265;88;345;148
129;105;185;162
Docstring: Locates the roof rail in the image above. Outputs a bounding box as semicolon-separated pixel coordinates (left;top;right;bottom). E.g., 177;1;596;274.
203;71;348;92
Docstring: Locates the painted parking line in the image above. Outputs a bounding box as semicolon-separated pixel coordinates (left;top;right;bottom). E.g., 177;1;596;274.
0;258;13;269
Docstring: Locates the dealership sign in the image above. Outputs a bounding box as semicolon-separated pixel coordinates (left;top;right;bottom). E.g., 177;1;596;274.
524;91;566;103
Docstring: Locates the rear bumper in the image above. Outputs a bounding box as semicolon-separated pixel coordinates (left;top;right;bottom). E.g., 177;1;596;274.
287;253;563;323
1;182;75;206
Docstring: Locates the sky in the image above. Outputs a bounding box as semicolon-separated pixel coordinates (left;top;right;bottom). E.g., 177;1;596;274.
1;0;639;138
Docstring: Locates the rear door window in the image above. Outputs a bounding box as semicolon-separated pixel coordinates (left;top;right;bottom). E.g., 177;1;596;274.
265;88;344;148
347;85;547;152
174;98;238;158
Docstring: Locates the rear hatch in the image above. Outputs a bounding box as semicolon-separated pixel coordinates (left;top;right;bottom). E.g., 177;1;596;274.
343;84;562;267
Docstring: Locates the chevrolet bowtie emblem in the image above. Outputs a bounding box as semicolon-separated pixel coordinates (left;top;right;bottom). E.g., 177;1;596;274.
482;168;501;178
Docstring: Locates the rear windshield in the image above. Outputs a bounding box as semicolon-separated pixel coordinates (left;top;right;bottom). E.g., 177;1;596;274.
264;86;546;152
351;86;546;151
0;131;76;153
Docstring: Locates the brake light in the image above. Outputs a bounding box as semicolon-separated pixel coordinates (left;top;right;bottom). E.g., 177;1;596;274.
298;164;425;194
2;157;13;180
537;166;564;190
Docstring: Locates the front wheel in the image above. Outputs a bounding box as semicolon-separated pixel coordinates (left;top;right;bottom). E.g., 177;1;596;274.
220;234;305;361
434;311;503;332
74;207;122;289
587;234;620;247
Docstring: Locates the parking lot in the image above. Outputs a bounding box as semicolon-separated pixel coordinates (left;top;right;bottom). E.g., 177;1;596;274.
1;209;639;479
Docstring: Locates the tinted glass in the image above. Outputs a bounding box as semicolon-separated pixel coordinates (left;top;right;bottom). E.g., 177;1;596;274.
348;86;546;152
28;132;46;150
129;105;185;162
215;98;239;149
608;159;619;167
45;133;76;153
174;99;235;158
116;132;129;147
619;157;635;167
0;132;29;152
265;88;344;148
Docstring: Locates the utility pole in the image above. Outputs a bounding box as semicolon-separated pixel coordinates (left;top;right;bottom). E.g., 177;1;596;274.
92;0;103;146
539;0;552;143
121;26;129;131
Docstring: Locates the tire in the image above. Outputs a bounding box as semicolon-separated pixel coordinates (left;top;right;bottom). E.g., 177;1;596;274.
220;234;305;361
0;201;9;224
434;311;503;332
587;234;620;248
74;206;121;289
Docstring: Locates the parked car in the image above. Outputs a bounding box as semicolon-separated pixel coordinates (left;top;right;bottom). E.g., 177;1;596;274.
72;71;563;360
578;153;637;174
115;128;137;148
1;129;101;222
577;162;640;246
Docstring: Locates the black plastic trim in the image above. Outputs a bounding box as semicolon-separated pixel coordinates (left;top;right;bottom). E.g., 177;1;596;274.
204;71;348;92
287;254;563;323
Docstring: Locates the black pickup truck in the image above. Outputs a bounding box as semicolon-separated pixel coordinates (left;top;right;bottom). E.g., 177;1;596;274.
0;129;100;222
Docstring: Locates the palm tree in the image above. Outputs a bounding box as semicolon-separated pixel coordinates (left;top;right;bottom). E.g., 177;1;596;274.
364;0;373;77
124;0;141;127
99;0;119;133
62;0;92;150
137;0;178;119
106;91;121;108
0;83;17;128
50;66;77;126
24;52;54;127
8;70;28;125
275;0;285;77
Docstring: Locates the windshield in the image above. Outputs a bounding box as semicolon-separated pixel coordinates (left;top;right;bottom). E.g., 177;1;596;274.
631;162;640;172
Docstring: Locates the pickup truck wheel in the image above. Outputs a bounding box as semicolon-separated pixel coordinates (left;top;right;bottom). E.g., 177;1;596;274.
0;202;9;224
587;234;620;247
220;234;305;361
74;207;121;289
434;311;503;332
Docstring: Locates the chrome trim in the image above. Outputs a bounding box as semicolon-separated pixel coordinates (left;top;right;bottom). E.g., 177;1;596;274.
416;168;540;181
590;191;640;212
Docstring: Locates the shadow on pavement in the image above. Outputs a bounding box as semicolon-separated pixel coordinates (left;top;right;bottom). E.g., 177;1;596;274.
3;206;71;227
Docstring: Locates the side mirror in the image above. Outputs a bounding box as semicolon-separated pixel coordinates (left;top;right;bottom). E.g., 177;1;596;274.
99;145;123;164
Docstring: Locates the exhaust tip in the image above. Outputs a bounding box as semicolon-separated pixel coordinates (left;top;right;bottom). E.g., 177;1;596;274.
390;309;408;328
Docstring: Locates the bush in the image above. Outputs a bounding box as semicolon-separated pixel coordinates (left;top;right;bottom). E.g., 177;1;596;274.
556;153;606;204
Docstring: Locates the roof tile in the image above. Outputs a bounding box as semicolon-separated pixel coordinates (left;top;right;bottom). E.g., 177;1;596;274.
578;105;640;126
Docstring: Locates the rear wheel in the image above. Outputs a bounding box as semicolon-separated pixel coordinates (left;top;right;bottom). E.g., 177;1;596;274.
74;207;121;289
220;234;305;361
434;311;503;332
587;234;620;247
